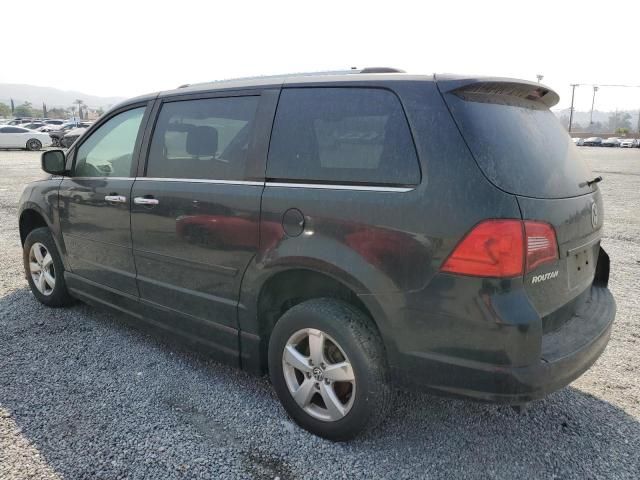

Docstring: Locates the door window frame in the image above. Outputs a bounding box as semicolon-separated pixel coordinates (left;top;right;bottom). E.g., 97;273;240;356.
68;100;154;179
137;89;280;182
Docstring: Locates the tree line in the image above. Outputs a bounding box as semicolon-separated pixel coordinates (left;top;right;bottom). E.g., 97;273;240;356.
0;99;104;119
559;111;639;135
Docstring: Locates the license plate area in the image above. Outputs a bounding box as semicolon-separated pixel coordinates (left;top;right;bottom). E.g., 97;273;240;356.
567;241;598;290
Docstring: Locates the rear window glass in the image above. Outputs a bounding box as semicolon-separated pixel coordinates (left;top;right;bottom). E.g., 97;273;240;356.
443;92;593;198
267;88;420;186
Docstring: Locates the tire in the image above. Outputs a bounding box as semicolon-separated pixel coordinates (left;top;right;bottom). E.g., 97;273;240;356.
26;139;42;151
23;227;74;307
268;298;392;441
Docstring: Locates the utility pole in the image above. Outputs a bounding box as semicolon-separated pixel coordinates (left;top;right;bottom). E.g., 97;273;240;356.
590;86;599;125
568;84;578;133
536;74;544;83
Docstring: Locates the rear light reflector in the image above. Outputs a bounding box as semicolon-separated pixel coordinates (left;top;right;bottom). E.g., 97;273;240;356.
441;219;558;278
524;221;558;273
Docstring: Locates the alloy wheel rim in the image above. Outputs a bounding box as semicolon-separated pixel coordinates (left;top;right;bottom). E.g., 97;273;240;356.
29;242;55;296
282;328;356;422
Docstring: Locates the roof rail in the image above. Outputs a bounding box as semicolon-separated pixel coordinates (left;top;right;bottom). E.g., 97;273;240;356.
176;67;406;90
359;67;405;74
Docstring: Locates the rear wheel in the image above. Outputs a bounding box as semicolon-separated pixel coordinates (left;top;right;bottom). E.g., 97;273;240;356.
26;139;42;151
268;298;392;441
23;227;74;307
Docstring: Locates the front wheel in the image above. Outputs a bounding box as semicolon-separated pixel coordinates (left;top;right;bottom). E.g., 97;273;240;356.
23;227;75;307
26;139;42;151
268;298;393;441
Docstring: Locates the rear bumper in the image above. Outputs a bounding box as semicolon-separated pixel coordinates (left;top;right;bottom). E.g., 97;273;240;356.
393;286;616;404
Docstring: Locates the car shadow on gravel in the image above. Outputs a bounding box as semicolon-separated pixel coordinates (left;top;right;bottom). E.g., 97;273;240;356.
1;287;639;479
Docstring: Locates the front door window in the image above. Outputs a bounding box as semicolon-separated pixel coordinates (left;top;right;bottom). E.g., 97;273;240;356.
74;107;145;177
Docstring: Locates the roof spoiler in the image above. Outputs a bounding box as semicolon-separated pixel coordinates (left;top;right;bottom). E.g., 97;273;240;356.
435;74;560;108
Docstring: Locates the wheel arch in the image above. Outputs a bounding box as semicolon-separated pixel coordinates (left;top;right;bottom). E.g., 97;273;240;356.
19;208;49;245
19;204;70;271
239;264;393;373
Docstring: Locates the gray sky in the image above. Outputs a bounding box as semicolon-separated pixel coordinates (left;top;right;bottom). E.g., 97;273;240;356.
3;0;639;112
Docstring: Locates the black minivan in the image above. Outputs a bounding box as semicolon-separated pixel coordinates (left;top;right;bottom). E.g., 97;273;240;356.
19;69;616;440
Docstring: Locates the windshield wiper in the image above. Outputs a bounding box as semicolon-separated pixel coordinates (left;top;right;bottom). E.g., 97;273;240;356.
586;176;603;187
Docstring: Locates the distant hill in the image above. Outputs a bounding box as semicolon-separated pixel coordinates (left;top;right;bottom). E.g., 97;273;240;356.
0;83;126;109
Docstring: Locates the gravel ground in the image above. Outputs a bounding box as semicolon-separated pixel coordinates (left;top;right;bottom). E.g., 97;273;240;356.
1;147;639;479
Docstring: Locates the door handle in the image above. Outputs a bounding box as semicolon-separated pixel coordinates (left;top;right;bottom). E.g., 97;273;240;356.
134;197;159;205
104;195;127;203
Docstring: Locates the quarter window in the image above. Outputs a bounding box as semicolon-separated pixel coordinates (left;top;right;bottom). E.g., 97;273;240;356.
267;88;420;186
146;96;259;181
74;107;145;177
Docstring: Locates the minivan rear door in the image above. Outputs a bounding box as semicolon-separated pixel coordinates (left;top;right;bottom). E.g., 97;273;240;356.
437;76;604;319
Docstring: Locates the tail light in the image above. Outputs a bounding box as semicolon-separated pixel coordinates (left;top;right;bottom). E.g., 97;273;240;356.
523;221;558;272
441;219;558;278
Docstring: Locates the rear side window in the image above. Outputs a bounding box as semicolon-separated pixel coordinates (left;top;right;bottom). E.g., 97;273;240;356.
267;88;420;186
146;96;259;181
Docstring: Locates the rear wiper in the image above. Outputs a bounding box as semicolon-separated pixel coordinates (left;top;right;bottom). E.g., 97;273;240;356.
586;176;603;187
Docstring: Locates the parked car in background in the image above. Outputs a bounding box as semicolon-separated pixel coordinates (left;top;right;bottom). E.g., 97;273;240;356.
21;122;47;131
8;119;30;125
60;125;90;148
49;122;92;146
38;125;60;133
0;126;52;150
572;137;585;146
583;137;603;146
602;137;620;147
619;138;635;148
38;120;66;131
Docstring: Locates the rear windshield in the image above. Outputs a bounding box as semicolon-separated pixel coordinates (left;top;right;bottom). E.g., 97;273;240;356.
443;91;593;198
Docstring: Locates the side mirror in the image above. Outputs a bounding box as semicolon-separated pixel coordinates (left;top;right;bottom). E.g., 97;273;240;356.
41;150;67;175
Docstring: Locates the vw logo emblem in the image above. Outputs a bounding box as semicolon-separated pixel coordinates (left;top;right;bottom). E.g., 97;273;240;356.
591;202;599;229
312;367;324;382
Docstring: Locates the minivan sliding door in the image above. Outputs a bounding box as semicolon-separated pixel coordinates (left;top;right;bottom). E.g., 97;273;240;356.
130;90;276;361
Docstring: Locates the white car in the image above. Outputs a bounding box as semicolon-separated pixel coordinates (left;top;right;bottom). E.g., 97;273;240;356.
619;138;636;148
572;137;585;146
0;126;52;150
